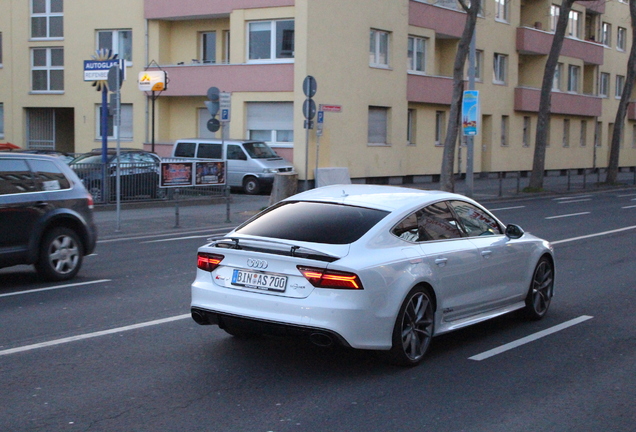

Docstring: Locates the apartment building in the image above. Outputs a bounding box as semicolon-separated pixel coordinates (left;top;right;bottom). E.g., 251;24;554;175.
1;0;635;184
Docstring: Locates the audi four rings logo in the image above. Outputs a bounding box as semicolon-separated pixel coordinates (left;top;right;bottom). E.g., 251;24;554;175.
247;258;268;269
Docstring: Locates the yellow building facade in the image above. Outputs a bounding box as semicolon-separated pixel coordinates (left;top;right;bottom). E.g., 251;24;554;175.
1;0;635;184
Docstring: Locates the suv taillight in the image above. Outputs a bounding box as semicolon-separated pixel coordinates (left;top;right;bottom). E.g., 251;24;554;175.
297;266;363;290
197;253;224;272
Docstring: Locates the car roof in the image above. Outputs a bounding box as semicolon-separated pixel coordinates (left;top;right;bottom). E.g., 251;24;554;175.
175;139;264;145
285;184;468;212
0;152;62;161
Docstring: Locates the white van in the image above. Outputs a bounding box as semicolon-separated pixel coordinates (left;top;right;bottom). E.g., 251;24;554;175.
172;139;295;194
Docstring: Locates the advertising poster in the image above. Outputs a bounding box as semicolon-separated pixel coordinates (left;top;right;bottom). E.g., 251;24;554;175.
462;90;479;136
195;161;226;186
160;162;194;187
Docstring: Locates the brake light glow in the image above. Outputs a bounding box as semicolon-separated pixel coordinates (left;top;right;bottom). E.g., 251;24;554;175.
297;266;363;290
197;253;224;272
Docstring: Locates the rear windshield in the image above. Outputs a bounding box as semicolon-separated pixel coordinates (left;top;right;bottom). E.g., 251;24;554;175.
235;201;389;244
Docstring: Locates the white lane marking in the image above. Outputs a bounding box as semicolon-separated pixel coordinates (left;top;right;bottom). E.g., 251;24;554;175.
142;235;213;243
0;279;111;298
469;316;593;361
97;227;231;244
0;314;191;357
557;198;592;204
617;193;636;197
545;212;590;220
622;205;636;209
490;206;526;211
553;195;592;200
551;225;636;245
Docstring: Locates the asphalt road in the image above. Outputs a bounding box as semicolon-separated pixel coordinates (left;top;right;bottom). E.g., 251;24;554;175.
1;189;635;432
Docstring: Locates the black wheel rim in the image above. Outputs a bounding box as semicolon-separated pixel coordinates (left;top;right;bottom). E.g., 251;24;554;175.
531;261;553;315
401;292;434;361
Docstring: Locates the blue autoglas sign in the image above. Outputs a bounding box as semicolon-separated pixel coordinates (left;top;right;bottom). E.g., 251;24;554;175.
83;60;121;81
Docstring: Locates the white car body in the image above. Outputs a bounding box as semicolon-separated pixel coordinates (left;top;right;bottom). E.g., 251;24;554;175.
191;185;554;363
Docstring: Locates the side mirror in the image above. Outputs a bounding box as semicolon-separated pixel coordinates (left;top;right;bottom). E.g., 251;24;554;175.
505;224;525;239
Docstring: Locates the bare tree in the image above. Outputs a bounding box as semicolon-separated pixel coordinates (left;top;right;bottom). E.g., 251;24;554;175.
528;0;576;190
439;0;481;192
607;0;636;183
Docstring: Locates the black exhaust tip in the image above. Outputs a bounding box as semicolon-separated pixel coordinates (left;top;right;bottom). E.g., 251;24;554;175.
191;310;210;325
309;332;334;347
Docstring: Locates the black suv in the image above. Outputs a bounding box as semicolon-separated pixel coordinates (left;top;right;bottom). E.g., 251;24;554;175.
0;153;97;281
70;149;162;203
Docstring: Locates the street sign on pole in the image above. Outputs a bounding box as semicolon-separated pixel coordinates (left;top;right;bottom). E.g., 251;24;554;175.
220;92;231;122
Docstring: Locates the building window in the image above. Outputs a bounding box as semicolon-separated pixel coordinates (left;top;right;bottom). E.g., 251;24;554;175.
553;63;563;91
563;119;570;147
493;53;507;84
501;115;509;146
595;121;601;147
0;32;3;66
475;50;483;81
246;102;294;147
602;22;611;47
95;104;133;140
616;75;625;98
201;31;216;64
617;27;627;51
550;5;560;32
523;116;531;147
495;0;509;22
599;72;610;97
248;20;294;61
407;36;426;72
435;111;445;146
580;120;587;147
567;65;580;93
0;103;4;138
407;109;416;145
370;29;390;68
567;10;581;38
368;106;389;145
31;47;63;92
223;31;231;63
97;30;132;64
31;0;63;39
633;124;636;148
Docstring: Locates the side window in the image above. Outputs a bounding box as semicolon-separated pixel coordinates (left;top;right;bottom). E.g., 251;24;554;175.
227;145;247;160
392;201;463;242
28;159;70;190
197;143;222;159
174;142;196;158
0;159;37;195
449;200;503;236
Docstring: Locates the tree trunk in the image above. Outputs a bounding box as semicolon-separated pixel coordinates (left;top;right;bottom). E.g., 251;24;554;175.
528;0;575;190
439;0;480;192
607;0;636;183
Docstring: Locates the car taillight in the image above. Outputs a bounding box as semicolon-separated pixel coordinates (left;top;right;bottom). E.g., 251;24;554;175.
297;266;363;290
87;193;94;209
197;253;224;272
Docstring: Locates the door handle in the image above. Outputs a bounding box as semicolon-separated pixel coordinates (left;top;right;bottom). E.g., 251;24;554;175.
434;258;448;266
481;250;493;258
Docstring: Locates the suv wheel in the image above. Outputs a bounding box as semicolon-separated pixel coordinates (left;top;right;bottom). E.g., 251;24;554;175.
35;227;84;281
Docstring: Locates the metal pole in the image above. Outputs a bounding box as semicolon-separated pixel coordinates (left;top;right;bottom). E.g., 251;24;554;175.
304;107;310;191
151;91;156;154
465;28;476;197
115;62;122;232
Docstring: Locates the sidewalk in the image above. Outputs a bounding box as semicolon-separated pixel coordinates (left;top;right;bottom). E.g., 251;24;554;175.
93;170;636;240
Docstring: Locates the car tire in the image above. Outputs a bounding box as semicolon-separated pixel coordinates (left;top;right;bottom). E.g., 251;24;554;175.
35;227;84;281
524;256;554;320
243;176;261;195
385;287;435;367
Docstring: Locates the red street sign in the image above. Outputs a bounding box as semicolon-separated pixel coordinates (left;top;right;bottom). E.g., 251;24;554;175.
321;105;342;112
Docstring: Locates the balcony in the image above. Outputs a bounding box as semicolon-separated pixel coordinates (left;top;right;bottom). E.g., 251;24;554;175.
576;0;605;14
407;74;453;105
516;27;603;65
144;0;294;20
515;87;602;117
150;63;294;96
409;0;466;38
628;102;636;121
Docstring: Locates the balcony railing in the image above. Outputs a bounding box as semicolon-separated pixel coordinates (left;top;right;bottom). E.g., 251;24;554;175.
144;0;294;20
409;0;466;38
517;27;603;65
515;87;602;117
407;74;454;105
149;63;294;97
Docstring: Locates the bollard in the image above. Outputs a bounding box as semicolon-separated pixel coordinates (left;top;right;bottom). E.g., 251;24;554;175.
498;172;503;197
567;169;571;191
516;171;521;194
583;169;587;189
225;185;231;223
174;188;180;228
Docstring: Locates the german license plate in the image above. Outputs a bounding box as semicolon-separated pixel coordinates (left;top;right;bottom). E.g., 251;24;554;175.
232;269;287;292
